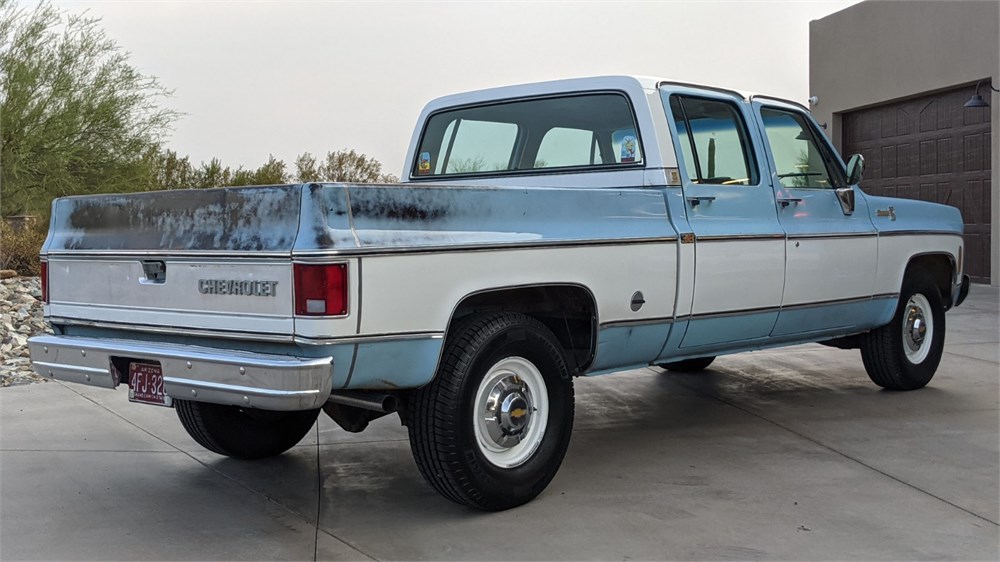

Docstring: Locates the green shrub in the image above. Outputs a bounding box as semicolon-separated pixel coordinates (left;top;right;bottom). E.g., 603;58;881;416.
0;221;46;276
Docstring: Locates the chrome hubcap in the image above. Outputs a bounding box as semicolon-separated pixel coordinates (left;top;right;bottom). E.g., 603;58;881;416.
904;307;926;351
483;376;534;448
902;293;933;364
473;356;549;468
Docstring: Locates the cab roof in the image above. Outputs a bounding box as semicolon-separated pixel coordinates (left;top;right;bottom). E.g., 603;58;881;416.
423;75;796;111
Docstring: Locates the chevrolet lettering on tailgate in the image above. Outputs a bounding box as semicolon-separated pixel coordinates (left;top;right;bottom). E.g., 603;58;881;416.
197;279;279;297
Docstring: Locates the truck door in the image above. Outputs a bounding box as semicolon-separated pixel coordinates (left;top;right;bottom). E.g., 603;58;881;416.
660;88;785;349
751;99;878;335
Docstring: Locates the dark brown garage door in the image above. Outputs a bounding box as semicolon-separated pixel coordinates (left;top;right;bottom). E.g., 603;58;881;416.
842;83;992;283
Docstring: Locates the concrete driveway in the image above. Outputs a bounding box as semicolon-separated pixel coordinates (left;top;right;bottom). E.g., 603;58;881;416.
2;286;997;561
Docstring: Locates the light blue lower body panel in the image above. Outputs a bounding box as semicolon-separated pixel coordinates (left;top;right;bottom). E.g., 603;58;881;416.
679;310;779;349
588;323;672;375
655;310;779;362
344;337;444;390
771;297;897;337
653;297;898;364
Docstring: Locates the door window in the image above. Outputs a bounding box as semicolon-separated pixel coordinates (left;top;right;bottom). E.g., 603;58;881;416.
667;95;757;186
759;108;846;189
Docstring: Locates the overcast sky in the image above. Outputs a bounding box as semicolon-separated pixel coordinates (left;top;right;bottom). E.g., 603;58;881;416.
51;0;860;177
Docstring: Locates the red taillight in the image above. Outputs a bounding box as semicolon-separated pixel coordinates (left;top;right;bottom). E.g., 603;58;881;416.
293;263;347;316
40;261;49;304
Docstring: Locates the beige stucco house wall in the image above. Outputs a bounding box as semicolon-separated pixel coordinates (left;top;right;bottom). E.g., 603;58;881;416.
810;0;999;285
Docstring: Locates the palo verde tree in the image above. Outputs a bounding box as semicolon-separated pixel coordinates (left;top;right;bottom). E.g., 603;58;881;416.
144;150;290;189
0;0;178;215
295;149;398;183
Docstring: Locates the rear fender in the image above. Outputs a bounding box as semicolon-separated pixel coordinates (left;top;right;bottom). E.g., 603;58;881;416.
438;283;599;376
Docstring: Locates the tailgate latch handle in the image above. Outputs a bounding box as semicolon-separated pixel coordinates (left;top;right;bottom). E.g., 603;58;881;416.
140;261;166;284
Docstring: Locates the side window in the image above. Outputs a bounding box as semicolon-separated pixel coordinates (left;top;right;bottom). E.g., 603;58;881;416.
667;95;757;186
759;108;845;189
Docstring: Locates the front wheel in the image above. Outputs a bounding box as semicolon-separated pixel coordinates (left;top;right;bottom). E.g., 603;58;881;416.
860;271;946;390
407;312;574;511
175;400;320;459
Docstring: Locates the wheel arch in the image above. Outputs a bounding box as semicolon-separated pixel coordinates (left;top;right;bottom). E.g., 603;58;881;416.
904;252;956;309
437;283;599;376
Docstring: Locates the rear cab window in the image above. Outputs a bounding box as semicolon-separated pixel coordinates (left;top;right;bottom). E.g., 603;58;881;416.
412;93;643;179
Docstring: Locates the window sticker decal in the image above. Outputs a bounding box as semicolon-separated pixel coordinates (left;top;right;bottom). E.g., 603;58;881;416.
417;152;432;175
620;135;637;163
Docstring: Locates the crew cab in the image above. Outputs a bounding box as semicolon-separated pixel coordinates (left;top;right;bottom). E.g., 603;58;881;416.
28;76;971;510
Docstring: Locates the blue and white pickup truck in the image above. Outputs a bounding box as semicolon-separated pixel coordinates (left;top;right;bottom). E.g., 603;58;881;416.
28;76;971;510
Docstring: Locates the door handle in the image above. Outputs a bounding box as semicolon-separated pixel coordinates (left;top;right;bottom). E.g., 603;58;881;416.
776;197;803;208
686;196;716;207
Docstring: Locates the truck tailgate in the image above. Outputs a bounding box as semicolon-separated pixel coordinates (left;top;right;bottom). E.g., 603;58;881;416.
47;257;295;336
45;186;304;338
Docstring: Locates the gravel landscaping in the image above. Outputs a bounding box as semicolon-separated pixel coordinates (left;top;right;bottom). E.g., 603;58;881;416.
1;277;50;387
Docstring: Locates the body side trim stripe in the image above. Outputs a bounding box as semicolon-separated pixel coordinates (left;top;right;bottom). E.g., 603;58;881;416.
292;236;678;257
689;305;779;320
779;294;898;311
697;232;880;242
696;234;784;241
600;316;675;328
787;232;878;240
878;230;963;238
52;298;901;344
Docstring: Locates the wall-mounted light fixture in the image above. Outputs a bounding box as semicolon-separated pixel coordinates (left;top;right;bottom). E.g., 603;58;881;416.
964;79;999;108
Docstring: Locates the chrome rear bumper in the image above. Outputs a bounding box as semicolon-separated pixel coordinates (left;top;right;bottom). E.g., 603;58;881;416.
27;335;333;411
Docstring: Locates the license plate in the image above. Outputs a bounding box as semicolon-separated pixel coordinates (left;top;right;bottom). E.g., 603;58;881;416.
128;362;172;407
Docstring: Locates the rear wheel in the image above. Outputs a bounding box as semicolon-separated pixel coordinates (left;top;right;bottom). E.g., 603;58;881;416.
860;271;945;390
175;400;319;459
407;312;574;511
657;356;716;372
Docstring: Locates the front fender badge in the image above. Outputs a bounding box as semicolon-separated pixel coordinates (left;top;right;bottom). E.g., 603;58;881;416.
876;206;896;221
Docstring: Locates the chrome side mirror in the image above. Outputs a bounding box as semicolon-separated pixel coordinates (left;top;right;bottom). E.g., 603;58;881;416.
846;153;865;185
836;187;855;215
